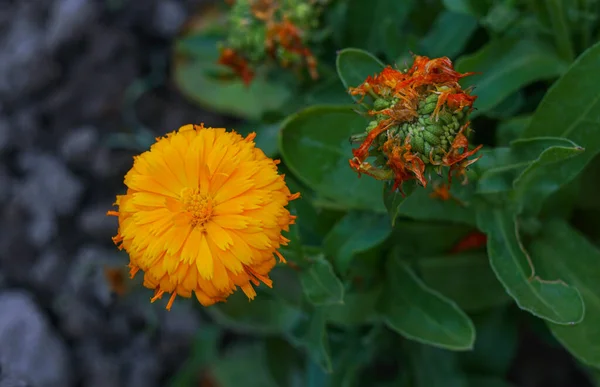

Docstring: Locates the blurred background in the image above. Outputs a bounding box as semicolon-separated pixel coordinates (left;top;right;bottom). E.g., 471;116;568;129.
0;1;596;387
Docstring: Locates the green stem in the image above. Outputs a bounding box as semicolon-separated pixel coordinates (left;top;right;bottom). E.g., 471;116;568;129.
547;0;575;62
578;0;591;51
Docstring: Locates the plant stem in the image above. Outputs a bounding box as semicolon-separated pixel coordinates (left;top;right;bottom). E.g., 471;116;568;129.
547;0;575;62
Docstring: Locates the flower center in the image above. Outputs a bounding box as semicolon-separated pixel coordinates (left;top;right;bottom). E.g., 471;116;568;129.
180;188;213;227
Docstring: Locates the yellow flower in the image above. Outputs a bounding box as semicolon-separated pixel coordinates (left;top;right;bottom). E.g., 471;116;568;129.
107;124;299;310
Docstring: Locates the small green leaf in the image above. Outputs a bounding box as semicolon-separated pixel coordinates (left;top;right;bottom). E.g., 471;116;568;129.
207;291;302;335
406;342;468;387
476;208;584;324
288;307;333;373
442;0;490;17
279;105;386;213
336;48;384;102
496;115;532;146
300;255;345;306
529;220;600;368
395;180;477;226
342;0;414;53
460;308;518;376
379;256;476;350
211;344;278;387
383;180;416;226
455;38;567;114
476;137;583;196
520;41;600;207
235;121;281;158
417;252;511;311
326;287;382;327
324;211;392;273
467;377;516;387
420;11;478;59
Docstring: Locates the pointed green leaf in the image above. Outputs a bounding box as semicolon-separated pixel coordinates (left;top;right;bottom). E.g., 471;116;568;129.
520;41;600;206
326;287;382;327
420;11;478;59
476;209;584;324
324;211;392;273
406;342;468;387
417;253;511;311
300;255;345;306
336;48;384;102
207;291;302;335
279;105;385;212
212;344;278;387
288;308;333;373
529;220;600;368
477;137;583;196
455;38;567;115
380;256;476;350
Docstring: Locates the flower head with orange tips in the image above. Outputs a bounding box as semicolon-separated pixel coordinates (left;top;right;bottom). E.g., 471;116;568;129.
218;0;323;85
107;124;299;310
348;55;482;194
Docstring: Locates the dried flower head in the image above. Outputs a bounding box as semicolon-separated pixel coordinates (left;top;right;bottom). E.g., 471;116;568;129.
107;124;299;310
218;0;324;84
348;55;482;194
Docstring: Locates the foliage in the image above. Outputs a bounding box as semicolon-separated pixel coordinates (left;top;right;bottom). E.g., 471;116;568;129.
165;0;600;385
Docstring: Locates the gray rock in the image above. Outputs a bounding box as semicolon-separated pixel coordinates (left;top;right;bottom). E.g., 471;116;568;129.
121;337;161;387
15;152;84;246
152;0;186;38
0;374;31;387
45;0;98;50
0;291;73;387
0;5;59;99
0;116;9;152
0;166;10;204
78;202;118;241
30;249;67;294
76;341;121;387
54;293;104;340
60;125;99;165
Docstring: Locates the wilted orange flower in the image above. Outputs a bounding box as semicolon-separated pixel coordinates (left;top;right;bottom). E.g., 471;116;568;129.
348;55;482;194
107;124;299;310
450;231;487;254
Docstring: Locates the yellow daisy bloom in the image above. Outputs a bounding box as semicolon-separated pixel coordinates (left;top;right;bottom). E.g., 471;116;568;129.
107;124;299;310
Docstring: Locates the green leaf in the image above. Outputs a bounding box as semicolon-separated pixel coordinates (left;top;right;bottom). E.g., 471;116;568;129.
235;121;281;158
520;41;600;206
173;36;291;120
342;0;414;53
211;344;278;387
380;256;476;350
417;252;511;311
476;137;584;196
326;287;382;327
455;38;567;114
324;211;392;273
420;11;478;59
300;255;345;306
265;339;305;387
279;105;386;213
168;326;222;387
529;220;600;368
496;115;532;146
460;308;518;376
394;180;477;226
207;291;302;335
391;221;474;257
383;180;416;226
467;377;516;387
288;307;333;373
442;0;490;17
476;208;584;324
406;342;468;387
336;48;384;102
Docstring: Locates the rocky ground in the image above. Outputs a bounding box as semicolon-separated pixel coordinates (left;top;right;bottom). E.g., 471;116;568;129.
0;0;229;386
0;1;595;387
